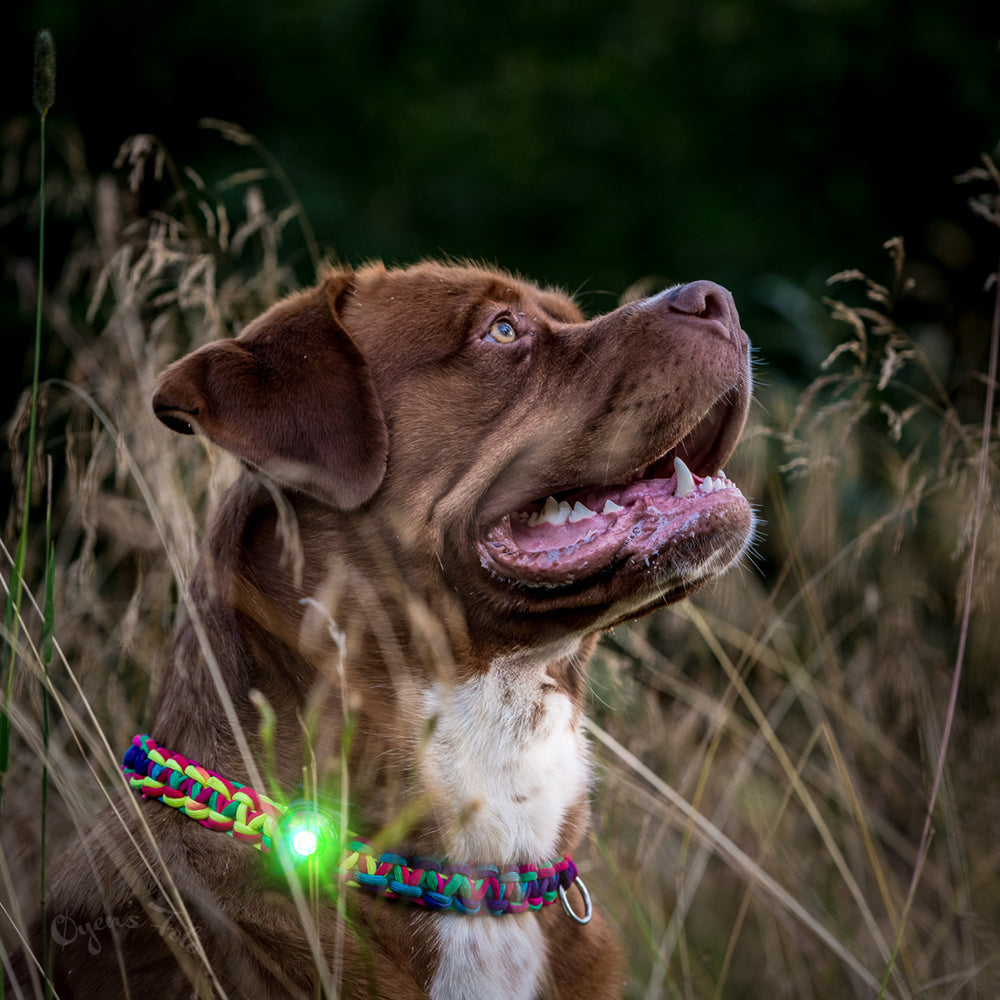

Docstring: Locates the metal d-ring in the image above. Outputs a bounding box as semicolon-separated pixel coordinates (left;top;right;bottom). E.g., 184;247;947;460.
558;875;593;925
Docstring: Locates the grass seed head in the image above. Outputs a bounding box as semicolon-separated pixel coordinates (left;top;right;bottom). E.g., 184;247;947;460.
32;29;56;118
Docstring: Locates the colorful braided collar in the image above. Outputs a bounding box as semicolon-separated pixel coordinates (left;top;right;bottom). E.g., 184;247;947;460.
121;734;591;922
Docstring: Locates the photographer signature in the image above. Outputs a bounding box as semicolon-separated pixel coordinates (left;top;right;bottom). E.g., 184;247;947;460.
50;902;197;957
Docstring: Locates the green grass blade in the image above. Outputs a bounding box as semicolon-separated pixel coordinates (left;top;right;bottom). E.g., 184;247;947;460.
40;465;55;999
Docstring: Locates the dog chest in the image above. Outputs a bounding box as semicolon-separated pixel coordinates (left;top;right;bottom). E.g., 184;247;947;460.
419;646;589;998
429;917;546;1000
419;646;590;864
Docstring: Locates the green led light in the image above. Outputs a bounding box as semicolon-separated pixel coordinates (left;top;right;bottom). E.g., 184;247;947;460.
290;827;319;860
275;798;342;871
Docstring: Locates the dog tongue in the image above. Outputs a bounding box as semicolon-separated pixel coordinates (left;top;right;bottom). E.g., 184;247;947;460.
512;496;625;552
509;458;708;553
482;460;747;585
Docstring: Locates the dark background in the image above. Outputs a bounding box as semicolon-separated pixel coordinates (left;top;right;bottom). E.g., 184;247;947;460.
2;0;999;394
2;10;1000;993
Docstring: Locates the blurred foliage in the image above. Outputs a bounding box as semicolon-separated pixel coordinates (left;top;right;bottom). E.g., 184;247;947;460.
2;0;998;386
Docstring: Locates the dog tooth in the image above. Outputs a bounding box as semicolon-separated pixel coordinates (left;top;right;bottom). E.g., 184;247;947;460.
673;457;696;497
602;499;624;514
534;496;572;526
568;501;597;523
537;496;560;525
702;477;715;493
717;469;726;481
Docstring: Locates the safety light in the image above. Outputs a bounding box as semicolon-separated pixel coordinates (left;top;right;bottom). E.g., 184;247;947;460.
290;827;319;860
274;798;342;870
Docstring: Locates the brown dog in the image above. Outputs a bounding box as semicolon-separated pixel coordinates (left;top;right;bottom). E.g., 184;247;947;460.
16;260;753;999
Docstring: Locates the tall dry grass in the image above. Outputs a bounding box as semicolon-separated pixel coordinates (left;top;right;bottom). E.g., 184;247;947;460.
1;122;998;998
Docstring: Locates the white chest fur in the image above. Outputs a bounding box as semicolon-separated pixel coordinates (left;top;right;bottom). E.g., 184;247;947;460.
430;917;546;1000
420;645;590;862
421;646;590;1000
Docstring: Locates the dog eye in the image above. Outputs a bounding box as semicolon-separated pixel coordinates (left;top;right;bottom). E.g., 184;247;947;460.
485;319;518;344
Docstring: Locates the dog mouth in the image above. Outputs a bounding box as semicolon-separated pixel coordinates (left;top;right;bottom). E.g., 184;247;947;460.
478;396;753;590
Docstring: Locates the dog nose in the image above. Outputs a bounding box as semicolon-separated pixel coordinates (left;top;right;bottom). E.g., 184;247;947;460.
663;280;737;325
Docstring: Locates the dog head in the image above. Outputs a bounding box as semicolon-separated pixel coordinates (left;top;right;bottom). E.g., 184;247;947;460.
153;260;754;647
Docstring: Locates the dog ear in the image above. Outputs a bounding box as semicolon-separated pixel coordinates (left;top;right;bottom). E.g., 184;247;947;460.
152;274;389;510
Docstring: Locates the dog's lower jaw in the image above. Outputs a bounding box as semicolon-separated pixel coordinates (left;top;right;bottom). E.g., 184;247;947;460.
479;477;754;594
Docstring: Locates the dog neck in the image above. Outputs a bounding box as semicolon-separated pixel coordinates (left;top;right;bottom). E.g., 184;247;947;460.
151;479;596;867
418;642;593;864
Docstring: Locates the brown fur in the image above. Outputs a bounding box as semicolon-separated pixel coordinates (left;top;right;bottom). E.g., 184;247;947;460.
10;260;753;999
